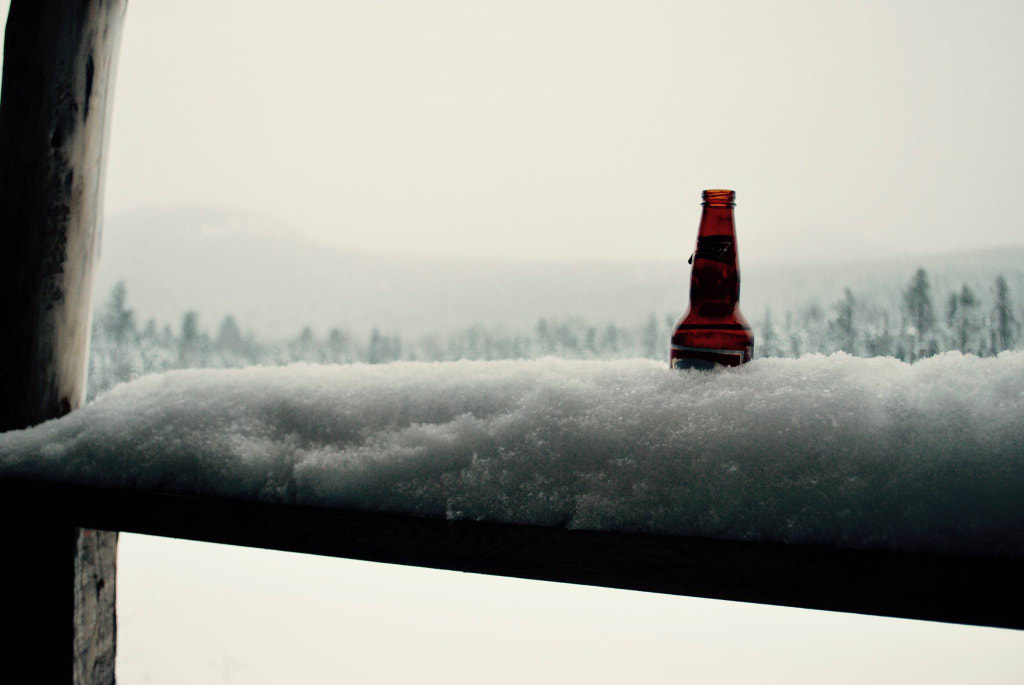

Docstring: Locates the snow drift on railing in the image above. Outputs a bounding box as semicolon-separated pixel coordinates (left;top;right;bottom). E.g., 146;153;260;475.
2;353;1023;557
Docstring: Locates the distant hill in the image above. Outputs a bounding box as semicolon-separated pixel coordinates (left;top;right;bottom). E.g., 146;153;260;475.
95;207;1024;338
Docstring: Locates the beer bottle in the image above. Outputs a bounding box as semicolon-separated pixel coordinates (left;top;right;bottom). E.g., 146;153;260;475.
670;189;754;369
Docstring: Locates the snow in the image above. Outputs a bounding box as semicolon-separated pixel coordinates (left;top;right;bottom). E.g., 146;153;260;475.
2;353;1023;557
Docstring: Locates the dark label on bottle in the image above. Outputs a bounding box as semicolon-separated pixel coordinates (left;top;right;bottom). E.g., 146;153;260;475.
670;344;750;370
694;235;734;263
672;357;719;371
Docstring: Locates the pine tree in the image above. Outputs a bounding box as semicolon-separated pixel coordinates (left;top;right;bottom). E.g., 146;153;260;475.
535;319;554;355
903;268;936;337
601;323;621;356
161;324;174;347
326;327;353;363
864;311;895;358
290;325;318;362
784;311;805;358
214;315;246;360
900;268;938;360
584;326;598;356
179;311;205;368
88;281;141;398
945;292;958;329
758;306;783;358
828;288;857;354
366;328;401;363
642;313;661;359
100;281;136;346
135;317;175;376
388;334;402;362
992;275;1019;352
367;328;384;364
951;284;984;355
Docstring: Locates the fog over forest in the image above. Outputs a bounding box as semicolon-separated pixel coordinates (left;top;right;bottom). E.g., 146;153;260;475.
89;209;1023;400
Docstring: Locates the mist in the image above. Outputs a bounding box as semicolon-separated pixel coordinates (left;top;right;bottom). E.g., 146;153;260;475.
100;0;1024;263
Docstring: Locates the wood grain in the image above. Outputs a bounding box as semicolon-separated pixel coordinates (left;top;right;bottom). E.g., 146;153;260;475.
3;478;1021;631
0;1;127;682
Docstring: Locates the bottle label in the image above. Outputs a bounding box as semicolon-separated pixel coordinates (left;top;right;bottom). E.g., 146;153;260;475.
670;344;749;370
672;357;719;371
694;236;734;263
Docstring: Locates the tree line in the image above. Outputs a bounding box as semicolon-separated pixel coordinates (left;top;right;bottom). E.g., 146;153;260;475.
88;269;1021;399
757;269;1020;362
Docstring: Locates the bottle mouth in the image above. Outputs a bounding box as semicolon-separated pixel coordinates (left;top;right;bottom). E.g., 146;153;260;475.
702;189;736;207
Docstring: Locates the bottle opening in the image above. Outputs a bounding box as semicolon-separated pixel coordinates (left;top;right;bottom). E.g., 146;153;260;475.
702;189;736;207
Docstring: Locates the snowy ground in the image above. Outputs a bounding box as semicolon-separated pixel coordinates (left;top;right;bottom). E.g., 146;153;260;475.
2;353;1023;557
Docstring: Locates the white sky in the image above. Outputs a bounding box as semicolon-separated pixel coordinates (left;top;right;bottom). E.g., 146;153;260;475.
117;534;1024;685
92;0;1024;262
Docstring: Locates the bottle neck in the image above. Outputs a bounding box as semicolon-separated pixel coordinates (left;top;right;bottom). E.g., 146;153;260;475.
697;204;736;238
689;203;740;310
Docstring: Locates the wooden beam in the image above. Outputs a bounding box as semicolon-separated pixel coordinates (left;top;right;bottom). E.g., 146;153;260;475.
0;1;127;683
3;479;1021;631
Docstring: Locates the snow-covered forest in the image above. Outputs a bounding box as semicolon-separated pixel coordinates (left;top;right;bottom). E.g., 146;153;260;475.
88;267;1022;400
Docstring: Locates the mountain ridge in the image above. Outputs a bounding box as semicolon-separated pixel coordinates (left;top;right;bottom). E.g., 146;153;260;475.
96;207;1024;338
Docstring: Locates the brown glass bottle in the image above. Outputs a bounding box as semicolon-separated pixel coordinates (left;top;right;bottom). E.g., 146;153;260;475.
670;189;754;369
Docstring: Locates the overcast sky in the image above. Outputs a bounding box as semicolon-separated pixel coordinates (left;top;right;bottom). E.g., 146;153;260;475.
83;0;1024;262
117;534;1024;685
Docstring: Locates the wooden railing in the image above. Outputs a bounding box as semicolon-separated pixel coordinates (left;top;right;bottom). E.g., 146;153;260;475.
4;477;1023;633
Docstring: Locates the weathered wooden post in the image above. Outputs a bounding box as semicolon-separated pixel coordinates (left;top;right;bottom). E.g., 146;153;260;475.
0;0;127;682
